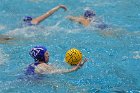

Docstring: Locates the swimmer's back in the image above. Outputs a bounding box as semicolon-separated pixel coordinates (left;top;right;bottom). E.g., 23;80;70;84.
90;17;108;30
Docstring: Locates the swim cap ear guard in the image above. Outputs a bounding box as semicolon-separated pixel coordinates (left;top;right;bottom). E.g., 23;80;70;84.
84;10;96;19
23;16;32;22
29;46;47;62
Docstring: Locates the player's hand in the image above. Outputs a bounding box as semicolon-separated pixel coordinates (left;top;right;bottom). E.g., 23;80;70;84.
59;5;67;11
83;58;88;63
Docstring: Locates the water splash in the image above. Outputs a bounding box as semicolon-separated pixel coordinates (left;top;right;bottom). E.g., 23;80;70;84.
0;25;6;30
5;26;50;38
0;48;9;65
133;51;140;59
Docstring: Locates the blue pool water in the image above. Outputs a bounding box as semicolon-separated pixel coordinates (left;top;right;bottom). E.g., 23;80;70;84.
0;0;140;93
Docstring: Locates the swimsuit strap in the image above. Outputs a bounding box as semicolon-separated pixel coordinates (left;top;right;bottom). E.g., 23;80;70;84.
25;62;40;75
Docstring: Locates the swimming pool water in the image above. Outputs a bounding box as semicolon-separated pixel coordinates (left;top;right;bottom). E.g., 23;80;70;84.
0;0;140;93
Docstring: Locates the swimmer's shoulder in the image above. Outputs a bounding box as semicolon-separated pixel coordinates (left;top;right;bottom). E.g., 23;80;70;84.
79;17;90;26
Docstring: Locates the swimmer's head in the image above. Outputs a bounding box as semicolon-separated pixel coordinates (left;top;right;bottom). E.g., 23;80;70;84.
29;46;49;62
23;16;32;22
84;10;96;19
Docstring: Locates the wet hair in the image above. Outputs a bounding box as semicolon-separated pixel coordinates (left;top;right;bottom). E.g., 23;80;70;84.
29;46;47;62
23;16;32;22
84;10;96;19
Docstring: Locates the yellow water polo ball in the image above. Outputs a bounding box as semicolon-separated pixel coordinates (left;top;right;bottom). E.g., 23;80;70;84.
65;48;82;65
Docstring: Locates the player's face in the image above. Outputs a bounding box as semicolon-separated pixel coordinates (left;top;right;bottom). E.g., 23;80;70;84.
44;51;49;63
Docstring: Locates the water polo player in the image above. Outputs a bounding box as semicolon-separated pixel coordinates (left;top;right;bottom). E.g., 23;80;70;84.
67;9;108;29
25;46;87;75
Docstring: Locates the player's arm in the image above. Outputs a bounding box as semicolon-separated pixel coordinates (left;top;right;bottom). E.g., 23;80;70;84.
31;5;67;24
50;58;88;74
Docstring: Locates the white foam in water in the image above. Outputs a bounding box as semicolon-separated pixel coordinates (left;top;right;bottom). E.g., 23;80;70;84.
5;26;50;38
0;48;9;65
0;25;6;30
133;51;140;59
84;7;91;11
66;28;82;33
29;0;55;3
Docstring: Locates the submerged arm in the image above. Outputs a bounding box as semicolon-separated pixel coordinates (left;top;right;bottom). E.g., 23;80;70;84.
31;5;67;24
0;35;14;41
67;16;82;23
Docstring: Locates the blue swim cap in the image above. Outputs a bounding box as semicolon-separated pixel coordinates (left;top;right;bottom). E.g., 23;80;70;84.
29;46;47;62
23;16;32;22
84;10;96;18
